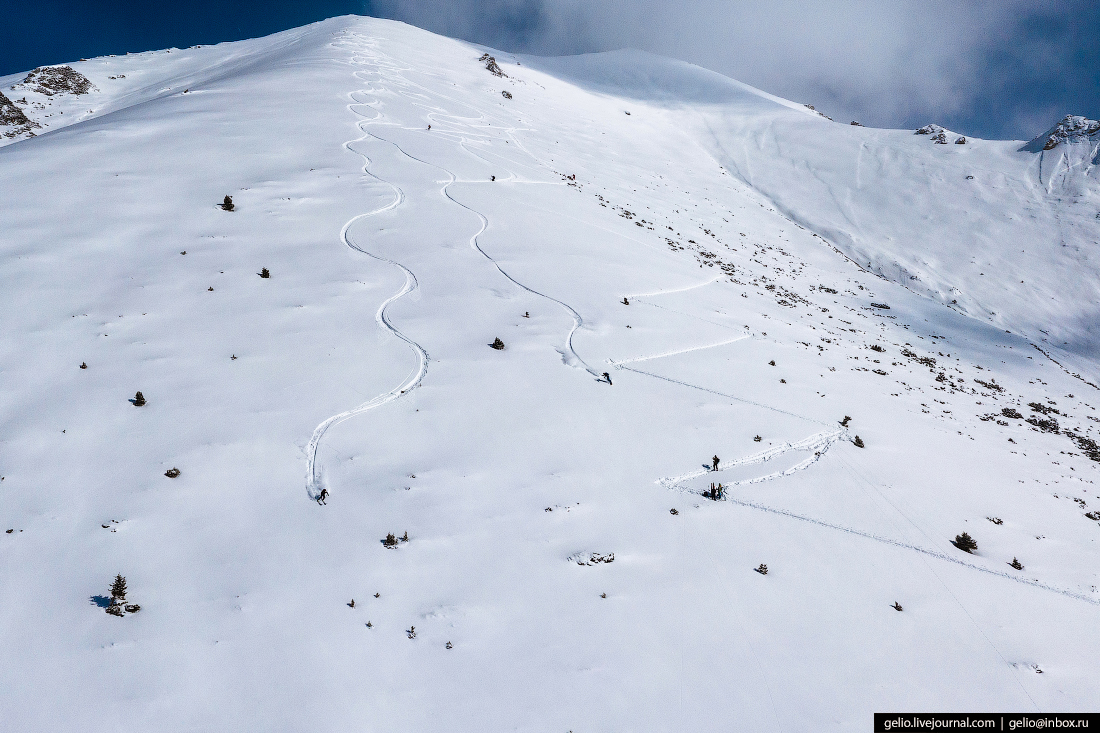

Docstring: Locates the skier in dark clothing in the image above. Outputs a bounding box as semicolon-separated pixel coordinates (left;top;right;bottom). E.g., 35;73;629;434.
317;488;328;505
602;372;612;385
712;455;720;471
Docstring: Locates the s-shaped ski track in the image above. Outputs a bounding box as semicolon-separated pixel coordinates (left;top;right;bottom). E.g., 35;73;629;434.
304;52;430;499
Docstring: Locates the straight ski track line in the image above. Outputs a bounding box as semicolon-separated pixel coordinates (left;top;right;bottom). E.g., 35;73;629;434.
726;495;1100;606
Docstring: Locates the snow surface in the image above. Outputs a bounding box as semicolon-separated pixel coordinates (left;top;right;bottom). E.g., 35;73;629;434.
2;16;1100;730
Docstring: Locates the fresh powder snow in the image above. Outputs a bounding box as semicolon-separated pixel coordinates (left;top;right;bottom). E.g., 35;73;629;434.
1;16;1099;730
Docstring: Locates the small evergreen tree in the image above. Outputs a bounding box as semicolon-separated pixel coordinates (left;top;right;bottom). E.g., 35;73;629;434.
220;195;234;211
164;468;180;478
1009;557;1023;570
110;574;127;601
133;391;146;406
953;532;977;553
853;436;864;448
755;564;768;575
259;268;270;278
490;337;505;350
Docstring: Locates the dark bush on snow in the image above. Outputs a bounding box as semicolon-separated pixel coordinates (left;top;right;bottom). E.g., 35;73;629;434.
952;532;977;553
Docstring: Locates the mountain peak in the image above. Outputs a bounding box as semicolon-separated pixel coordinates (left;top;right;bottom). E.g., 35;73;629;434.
1023;113;1100;152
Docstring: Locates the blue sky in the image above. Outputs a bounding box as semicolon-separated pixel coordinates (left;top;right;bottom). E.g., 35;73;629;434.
3;1;1097;140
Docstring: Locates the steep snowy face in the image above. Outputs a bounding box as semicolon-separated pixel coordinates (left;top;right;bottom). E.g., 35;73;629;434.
2;16;1100;731
691;102;1100;367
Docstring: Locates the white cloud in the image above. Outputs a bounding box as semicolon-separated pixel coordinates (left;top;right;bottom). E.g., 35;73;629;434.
366;0;1085;138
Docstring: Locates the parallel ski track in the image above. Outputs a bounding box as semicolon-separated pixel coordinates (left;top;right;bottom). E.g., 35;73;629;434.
308;36;604;495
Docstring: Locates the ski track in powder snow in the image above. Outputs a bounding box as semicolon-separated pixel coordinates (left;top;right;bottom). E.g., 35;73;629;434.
306;34;601;496
308;30;1100;616
305;37;430;497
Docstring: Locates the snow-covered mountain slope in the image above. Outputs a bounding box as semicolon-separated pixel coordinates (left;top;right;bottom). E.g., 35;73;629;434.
2;16;1099;730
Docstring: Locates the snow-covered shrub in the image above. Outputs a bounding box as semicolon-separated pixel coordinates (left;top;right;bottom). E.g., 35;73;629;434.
259;268;270;278
164;468;180;478
489;337;505;350
853;436;864;448
132;391;146;406
220;195;234;211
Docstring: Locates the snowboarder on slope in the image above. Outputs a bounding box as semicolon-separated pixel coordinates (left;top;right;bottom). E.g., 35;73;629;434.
317;488;328;505
602;372;612;385
712;455;720;471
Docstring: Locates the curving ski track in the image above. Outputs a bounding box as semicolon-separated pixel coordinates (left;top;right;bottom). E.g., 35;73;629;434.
307;35;604;496
305;43;430;498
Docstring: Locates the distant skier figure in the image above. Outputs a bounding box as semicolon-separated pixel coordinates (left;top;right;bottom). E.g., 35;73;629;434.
602;372;612;385
317;488;328;505
712;455;720;471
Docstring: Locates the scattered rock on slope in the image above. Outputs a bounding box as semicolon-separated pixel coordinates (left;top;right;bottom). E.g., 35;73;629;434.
915;124;946;135
0;91;39;138
479;54;506;78
18;66;96;96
